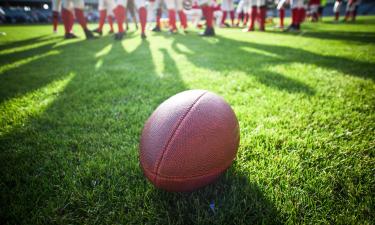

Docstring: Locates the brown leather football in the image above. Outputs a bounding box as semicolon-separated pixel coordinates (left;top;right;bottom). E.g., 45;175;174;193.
139;90;240;192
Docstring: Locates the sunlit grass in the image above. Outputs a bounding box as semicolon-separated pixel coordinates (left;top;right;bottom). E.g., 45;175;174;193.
0;16;374;224
0;73;74;136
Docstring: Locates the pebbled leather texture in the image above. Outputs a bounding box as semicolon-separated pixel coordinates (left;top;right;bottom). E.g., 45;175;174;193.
140;90;240;192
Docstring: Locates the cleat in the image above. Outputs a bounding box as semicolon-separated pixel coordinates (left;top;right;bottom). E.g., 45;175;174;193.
64;33;78;39
199;27;215;36
84;29;96;39
92;28;103;36
168;28;178;34
141;33;147;39
151;26;161;32
114;32;125;40
285;24;298;32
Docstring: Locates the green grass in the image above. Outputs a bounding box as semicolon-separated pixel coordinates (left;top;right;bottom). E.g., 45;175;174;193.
0;16;374;224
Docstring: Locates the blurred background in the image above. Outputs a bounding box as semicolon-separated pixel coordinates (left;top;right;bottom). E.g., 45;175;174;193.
0;0;374;24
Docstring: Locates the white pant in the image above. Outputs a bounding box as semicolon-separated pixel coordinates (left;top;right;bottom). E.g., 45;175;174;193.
98;0;116;15
276;0;287;10
62;0;84;9
290;0;304;8
165;0;183;10
247;0;256;7
184;8;202;26
52;0;62;12
221;0;234;11
246;0;265;7
117;0;145;9
309;4;319;14
256;0;266;7
236;0;245;13
213;10;222;25
346;1;357;12
333;0;341;13
198;0;212;6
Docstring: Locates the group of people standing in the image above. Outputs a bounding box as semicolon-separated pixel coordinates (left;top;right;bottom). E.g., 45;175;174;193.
50;0;362;40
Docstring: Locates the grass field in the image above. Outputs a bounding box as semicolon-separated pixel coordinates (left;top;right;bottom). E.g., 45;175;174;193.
1;16;375;224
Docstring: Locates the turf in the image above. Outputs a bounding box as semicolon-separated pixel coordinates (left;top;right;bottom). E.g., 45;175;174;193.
0;16;374;224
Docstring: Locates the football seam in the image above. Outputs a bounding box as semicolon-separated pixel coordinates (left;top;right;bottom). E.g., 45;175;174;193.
153;91;208;184
144;159;233;180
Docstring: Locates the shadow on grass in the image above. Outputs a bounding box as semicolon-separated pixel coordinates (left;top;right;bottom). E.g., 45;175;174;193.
321;17;375;25
171;34;374;83
268;29;375;44
145;165;281;224
0;35;95;103
0;34;56;51
0;35;189;224
0;30;282;224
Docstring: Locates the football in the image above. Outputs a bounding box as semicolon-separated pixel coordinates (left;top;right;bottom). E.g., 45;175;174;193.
139;90;240;192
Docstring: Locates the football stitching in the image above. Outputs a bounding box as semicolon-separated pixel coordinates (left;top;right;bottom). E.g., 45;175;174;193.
153;91;208;185
144;158;234;179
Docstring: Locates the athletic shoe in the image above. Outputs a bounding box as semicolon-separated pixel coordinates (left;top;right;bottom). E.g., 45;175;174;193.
64;33;78;39
285;24;298;32
151;26;161;32
199;27;215;36
168;28;178;34
84;29;96;39
114;32;125;40
141;33;147;39
92;28;103;36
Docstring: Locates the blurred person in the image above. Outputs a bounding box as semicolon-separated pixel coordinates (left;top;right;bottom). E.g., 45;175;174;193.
275;0;286;29
220;0;235;27
212;0;223;27
125;0;139;31
308;0;320;22
199;0;216;36
93;0;115;35
244;0;266;32
183;0;203;28
149;0;163;32
344;0;359;22
243;0;256;31
165;0;188;33
61;0;95;39
52;0;62;33
333;0;342;22
113;0;147;40
286;0;305;31
235;0;249;27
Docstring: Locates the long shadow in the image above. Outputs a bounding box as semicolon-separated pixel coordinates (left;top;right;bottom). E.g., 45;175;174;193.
171;34;316;95
144;166;281;224
321;17;375;25
268;30;375;44
243;40;375;80
171;34;374;83
0;34;53;51
0;36;113;103
0;34;190;224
